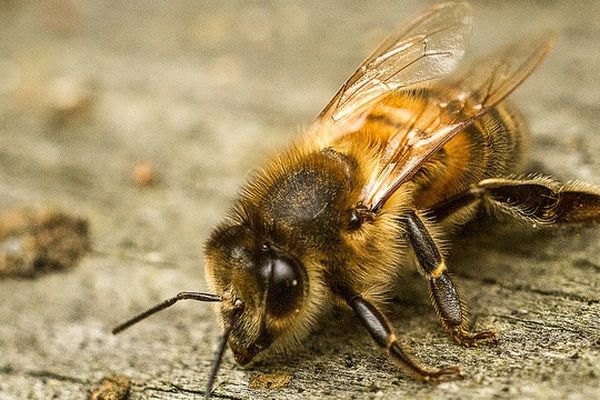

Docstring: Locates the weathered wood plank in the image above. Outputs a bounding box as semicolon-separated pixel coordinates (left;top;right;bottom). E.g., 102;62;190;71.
0;1;599;400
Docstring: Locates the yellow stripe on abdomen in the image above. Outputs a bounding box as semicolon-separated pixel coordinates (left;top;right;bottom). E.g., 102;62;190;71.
412;102;526;209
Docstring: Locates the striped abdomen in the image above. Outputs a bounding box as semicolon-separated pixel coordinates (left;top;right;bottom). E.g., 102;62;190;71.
361;93;526;210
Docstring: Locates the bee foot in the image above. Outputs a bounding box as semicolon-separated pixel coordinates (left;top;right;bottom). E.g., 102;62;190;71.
452;328;498;347
421;365;462;382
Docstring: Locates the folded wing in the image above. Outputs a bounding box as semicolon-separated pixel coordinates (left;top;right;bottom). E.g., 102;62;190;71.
359;33;555;212
312;1;472;141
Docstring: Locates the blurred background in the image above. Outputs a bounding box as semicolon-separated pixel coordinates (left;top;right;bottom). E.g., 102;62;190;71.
0;1;598;399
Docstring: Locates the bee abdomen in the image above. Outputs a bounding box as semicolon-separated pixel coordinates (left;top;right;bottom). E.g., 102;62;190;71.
413;103;525;209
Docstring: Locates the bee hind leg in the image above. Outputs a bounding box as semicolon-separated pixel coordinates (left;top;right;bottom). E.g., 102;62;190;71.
430;177;600;225
343;291;461;381
404;210;498;347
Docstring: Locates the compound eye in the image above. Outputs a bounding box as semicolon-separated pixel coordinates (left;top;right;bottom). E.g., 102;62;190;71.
266;255;305;317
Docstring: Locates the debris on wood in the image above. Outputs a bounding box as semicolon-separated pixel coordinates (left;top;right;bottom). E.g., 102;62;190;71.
132;161;157;188
47;76;95;126
89;374;131;400
0;208;90;277
248;371;293;390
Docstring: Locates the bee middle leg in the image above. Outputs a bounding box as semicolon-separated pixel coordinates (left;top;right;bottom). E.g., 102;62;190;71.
342;291;461;381
404;210;497;347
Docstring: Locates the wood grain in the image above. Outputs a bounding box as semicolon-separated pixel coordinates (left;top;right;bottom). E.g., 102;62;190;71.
0;1;598;399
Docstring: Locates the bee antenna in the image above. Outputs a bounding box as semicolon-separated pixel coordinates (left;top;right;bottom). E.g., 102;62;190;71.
205;324;232;399
112;291;222;335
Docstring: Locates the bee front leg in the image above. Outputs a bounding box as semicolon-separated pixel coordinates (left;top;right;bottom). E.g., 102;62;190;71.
342;291;461;381
404;210;497;347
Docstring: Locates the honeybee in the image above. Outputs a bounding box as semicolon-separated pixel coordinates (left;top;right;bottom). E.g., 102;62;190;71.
113;2;600;398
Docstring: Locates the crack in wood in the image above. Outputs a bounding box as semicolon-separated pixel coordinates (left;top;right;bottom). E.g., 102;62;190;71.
454;271;599;304
0;365;89;385
141;383;244;399
495;315;585;334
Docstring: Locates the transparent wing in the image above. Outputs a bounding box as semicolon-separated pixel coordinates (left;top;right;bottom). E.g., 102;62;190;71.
361;32;555;212
312;1;472;138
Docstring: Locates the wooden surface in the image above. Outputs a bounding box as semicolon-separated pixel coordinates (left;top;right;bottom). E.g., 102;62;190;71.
1;1;599;399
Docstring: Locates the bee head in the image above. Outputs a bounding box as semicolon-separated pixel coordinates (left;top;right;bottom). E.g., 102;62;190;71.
204;222;308;365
